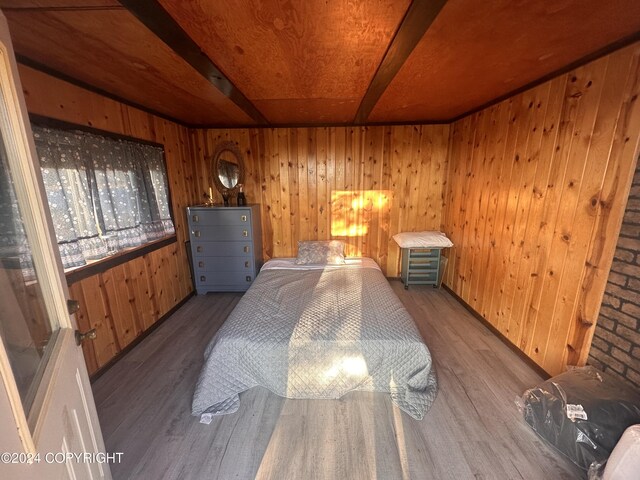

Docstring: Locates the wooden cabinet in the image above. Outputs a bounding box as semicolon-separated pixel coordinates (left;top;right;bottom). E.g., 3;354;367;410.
187;205;262;294
400;247;442;289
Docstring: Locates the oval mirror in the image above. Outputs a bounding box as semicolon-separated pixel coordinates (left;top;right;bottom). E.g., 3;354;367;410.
210;141;245;194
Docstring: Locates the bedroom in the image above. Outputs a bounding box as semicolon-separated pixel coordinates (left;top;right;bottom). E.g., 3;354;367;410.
0;0;640;479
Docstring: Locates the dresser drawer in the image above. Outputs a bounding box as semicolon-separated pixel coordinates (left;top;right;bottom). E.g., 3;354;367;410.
195;271;255;287
192;241;253;257
194;256;254;273
190;225;253;242
189;209;251;226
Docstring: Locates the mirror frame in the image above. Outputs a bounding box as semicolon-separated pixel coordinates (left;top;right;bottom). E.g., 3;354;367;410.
210;141;245;194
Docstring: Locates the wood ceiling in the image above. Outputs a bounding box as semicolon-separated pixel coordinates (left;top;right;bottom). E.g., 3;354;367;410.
2;0;640;127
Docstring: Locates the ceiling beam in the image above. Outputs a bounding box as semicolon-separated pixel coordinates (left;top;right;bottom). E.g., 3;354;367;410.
354;0;447;124
120;0;268;125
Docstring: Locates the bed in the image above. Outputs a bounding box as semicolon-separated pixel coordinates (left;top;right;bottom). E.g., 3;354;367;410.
192;256;438;421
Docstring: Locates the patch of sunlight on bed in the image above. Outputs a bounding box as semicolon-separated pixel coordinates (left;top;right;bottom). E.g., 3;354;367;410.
324;356;369;380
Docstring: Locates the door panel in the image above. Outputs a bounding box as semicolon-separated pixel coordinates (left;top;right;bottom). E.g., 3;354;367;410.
3;331;106;480
0;10;111;479
0;126;58;417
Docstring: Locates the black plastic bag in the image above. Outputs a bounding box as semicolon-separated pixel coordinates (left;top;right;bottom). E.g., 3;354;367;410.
521;367;640;472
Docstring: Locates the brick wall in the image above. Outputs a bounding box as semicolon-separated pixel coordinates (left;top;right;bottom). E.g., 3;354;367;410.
588;161;640;388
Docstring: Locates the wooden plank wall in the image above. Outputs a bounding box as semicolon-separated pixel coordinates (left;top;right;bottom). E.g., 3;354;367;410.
18;65;198;375
20;42;639;379
442;43;640;376
190;126;450;276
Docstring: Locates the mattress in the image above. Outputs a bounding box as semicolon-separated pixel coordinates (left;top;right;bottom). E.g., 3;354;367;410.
192;257;438;421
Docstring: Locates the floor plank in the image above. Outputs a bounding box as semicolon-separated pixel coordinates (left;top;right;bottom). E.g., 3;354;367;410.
92;282;582;480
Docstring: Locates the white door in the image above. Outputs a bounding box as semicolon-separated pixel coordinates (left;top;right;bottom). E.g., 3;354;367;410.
0;12;112;480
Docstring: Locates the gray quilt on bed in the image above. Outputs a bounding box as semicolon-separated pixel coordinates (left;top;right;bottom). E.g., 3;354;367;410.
192;265;438;421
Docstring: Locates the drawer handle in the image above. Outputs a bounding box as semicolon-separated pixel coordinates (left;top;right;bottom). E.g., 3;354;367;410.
241;215;247;222
192;214;199;223
200;275;206;282
193;230;200;238
196;246;203;253
198;261;204;268
246;276;252;282
243;246;250;253
245;261;250;268
242;230;248;237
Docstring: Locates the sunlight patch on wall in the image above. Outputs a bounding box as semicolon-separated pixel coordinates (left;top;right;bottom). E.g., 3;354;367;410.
330;190;391;236
330;190;392;258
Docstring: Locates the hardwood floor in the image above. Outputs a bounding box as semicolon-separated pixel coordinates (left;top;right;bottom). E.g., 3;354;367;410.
92;281;582;480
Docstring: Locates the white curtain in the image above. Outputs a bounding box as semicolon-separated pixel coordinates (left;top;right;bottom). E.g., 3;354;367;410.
33;125;175;269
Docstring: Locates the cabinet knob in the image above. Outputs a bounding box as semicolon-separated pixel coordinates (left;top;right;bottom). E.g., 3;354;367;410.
200;275;206;282
241;215;247;222
198;261;204;268
192;214;199;222
245;261;250;268
243;246;250;253
246;276;252;282
196;246;203;253
242;230;248;237
193;230;200;238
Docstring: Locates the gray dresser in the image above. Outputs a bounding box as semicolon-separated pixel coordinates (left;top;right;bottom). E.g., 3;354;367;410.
186;204;263;294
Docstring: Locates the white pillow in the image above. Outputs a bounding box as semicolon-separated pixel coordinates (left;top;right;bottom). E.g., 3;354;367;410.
604;425;640;480
392;231;453;248
295;240;346;265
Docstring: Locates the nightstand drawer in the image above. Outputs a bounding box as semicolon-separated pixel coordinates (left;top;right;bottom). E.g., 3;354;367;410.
408;271;438;283
408;248;439;259
407;257;439;269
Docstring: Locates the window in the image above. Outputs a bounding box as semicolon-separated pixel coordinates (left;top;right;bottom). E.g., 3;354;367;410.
1;127;56;417
32;125;175;270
